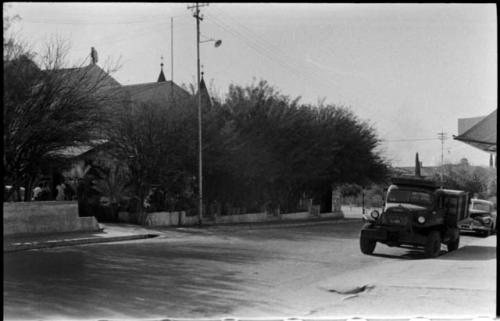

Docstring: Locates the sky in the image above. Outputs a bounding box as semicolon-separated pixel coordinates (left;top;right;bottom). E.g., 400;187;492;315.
5;3;497;167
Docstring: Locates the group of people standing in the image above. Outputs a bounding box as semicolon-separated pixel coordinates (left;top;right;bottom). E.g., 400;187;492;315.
32;182;73;201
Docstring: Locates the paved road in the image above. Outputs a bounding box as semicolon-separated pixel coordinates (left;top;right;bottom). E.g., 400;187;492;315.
3;220;496;319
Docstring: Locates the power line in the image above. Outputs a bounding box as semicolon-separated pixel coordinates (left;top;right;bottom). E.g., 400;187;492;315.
22;14;190;25
381;138;438;142
208;7;330;83
207;8;362;102
23;19;166;25
206;12;330;90
205;15;325;94
70;19;192;54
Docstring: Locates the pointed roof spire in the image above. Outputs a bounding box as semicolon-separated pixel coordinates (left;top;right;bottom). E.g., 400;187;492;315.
200;68;207;91
157;56;166;82
199;70;212;108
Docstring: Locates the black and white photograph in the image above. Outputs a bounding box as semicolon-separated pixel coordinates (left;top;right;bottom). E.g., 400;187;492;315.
3;3;497;321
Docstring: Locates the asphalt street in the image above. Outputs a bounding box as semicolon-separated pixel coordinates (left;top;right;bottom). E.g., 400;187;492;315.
3;219;496;320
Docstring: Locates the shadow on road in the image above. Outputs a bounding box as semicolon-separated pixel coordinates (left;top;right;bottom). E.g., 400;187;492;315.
206;221;366;242
438;245;496;261
3;243;269;319
370;249;439;260
370;243;496;261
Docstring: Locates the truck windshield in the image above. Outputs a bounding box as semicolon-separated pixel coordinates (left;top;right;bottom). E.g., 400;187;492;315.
387;190;433;206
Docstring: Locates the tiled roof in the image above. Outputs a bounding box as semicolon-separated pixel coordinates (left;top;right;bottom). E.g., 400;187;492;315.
49;64;122;93
454;109;497;153
458;115;486;135
121;80;191;105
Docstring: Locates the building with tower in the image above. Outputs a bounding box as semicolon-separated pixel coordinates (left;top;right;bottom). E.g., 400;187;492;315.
25;47;202;202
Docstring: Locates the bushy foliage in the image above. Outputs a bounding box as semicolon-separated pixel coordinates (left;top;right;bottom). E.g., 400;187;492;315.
107;99;198;212
339;183;386;208
433;159;497;200
3;23;123;201
110;80;389;214
203;80;388;213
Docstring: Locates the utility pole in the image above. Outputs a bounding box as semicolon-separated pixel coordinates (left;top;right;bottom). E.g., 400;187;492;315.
170;16;174;104
437;131;447;188
188;2;209;226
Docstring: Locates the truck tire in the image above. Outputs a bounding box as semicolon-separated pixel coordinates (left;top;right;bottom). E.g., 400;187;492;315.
447;235;460;252
360;235;376;255
425;231;441;258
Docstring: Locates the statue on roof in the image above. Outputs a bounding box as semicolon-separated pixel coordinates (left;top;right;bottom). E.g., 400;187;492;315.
90;47;98;65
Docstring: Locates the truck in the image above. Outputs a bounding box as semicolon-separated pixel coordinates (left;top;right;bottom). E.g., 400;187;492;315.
359;176;470;258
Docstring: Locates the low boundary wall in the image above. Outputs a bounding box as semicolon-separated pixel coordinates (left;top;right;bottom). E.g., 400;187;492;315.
215;212;268;224
144;211;184;227
142;209;344;227
3;201;100;236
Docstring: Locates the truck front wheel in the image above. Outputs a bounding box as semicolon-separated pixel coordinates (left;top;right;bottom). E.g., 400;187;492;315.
446;228;459;252
360;235;376;255
425;231;441;258
447;235;460;252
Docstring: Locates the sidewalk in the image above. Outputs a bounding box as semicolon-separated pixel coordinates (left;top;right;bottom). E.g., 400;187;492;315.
3;223;163;253
3;216;350;253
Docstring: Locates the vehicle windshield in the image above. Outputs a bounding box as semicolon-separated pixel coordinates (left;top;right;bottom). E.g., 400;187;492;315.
471;202;491;212
387;189;433;206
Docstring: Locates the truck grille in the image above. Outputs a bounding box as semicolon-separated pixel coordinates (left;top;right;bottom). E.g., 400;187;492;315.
383;210;410;226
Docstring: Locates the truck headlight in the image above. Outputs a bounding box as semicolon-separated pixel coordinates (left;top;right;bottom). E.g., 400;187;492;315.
370;210;380;219
483;218;492;225
418;216;426;224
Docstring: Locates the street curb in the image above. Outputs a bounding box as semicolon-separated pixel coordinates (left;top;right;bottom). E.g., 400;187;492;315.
200;217;354;230
3;234;157;253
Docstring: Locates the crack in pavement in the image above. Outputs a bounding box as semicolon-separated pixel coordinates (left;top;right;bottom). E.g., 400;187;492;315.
327;284;375;295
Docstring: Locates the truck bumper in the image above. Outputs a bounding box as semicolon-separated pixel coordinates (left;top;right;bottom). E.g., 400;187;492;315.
459;223;490;233
361;227;427;246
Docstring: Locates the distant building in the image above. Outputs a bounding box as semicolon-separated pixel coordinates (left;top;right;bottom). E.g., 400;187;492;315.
53;49;192;159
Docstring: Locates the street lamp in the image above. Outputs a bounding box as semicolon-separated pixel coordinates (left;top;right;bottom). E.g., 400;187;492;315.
200;38;222;47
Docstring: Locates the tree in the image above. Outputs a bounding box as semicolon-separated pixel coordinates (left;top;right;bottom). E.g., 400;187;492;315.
202;80;389;213
3;33;124;201
415;152;421;177
107;79;389;216
434;159;495;199
92;164;131;221
63;163;93;215
107;99;198;213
